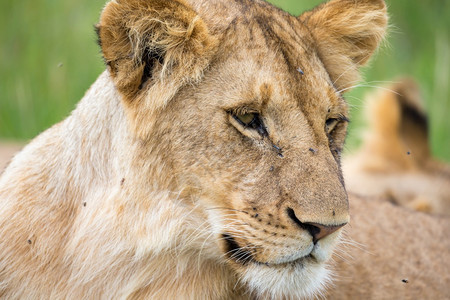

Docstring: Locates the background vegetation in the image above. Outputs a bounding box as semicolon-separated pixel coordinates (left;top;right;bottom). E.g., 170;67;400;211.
0;0;449;161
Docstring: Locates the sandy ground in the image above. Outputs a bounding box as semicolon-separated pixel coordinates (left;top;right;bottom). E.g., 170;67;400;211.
0;141;23;174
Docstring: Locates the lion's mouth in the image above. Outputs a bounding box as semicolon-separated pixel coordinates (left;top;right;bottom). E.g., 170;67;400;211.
222;233;255;265
222;233;315;267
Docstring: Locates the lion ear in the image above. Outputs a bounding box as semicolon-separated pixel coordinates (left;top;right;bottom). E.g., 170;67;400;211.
97;0;218;107
369;79;430;164
300;0;388;91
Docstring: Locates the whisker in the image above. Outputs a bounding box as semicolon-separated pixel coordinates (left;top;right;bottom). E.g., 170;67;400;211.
332;54;372;87
338;84;402;95
206;207;250;215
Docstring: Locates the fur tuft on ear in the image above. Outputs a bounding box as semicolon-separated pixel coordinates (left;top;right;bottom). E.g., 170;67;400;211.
300;0;388;91
97;0;218;106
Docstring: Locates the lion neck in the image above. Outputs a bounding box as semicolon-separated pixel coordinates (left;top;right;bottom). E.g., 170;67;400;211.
0;70;240;298
59;70;179;195
68;72;242;297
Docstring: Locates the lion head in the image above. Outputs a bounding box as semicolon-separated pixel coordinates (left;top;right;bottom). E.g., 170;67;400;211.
96;0;387;297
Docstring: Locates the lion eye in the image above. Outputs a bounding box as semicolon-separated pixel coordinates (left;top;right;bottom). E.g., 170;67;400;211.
231;112;268;137
235;113;257;126
325;118;339;133
325;116;349;134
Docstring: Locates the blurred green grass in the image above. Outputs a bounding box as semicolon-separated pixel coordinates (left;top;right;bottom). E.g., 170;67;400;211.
0;0;449;161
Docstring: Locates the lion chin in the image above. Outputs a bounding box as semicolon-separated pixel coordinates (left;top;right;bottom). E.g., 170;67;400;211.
242;261;331;300
238;240;338;300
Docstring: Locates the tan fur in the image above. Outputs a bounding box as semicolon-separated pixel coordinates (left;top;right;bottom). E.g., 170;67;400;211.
8;0;448;299
344;79;450;216
97;0;219;139
300;0;387;92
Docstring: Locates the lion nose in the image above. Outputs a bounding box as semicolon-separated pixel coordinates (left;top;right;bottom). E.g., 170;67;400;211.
286;208;347;243
303;222;347;243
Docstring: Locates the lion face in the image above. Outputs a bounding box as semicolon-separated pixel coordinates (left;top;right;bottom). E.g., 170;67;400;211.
98;0;387;297
162;19;350;298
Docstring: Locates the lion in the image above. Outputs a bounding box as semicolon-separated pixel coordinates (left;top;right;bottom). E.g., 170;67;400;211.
344;79;450;216
1;0;447;299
